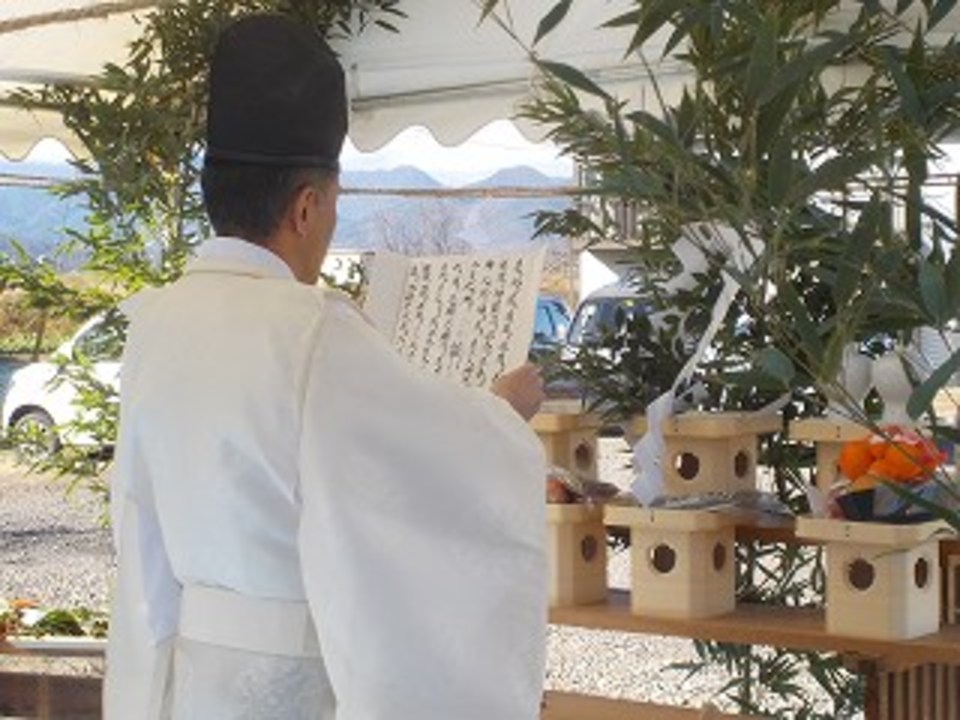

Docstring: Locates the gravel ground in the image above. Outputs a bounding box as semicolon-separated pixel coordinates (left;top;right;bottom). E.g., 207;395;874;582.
0;453;113;609
0;439;847;715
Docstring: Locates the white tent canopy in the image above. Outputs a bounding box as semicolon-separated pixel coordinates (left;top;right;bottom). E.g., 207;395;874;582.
335;1;684;150
1;1;959;159
0;0;690;159
0;3;143;159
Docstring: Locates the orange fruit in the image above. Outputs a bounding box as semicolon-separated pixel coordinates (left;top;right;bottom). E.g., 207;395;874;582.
867;457;901;481
883;441;934;481
838;440;874;481
869;439;889;459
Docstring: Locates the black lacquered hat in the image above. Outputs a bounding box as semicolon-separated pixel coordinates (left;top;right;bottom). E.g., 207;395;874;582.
205;14;347;169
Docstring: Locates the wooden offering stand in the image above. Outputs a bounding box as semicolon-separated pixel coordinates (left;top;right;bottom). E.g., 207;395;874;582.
547;504;607;608
797;517;948;641
661;412;780;497
605;506;736;619
533;400;603;483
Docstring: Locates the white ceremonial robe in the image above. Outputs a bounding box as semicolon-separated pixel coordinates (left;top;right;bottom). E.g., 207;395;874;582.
104;238;547;719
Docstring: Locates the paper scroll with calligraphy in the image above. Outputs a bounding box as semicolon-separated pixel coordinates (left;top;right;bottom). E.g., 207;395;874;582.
363;247;546;387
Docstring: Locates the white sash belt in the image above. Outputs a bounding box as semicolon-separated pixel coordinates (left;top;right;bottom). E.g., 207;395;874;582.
179;585;320;658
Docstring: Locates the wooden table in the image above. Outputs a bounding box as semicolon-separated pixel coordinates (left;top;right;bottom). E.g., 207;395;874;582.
552;592;960;672
542;691;760;719
555;513;960;719
0;638;105;719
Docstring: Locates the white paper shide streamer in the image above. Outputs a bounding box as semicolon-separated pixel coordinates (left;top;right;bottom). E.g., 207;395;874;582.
631;223;764;504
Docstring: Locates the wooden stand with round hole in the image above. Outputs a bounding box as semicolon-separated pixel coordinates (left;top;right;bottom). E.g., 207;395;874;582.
661;412;781;498
797;517;949;640
605;506;737;619
547;504;608;608
532;405;603;483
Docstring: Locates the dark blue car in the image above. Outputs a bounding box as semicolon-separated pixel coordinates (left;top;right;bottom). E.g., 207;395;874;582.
530;295;571;358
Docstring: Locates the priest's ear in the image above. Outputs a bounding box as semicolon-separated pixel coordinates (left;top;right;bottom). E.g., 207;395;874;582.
291;171;338;238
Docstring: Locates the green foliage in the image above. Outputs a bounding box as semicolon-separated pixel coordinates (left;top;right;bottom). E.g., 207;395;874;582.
512;0;960;421
0;245;110;357
0;293;80;358
561;310;690;418
0;601;109;639
482;0;960;715
47;317;126;499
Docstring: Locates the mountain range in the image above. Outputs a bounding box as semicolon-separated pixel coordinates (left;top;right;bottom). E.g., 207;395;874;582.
0;163;572;265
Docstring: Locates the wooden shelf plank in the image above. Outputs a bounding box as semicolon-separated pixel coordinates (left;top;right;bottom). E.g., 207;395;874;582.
664;412;781;438
550;591;960;671
797;517;951;547
789;418;871;442
541;691;757;719
532;408;602;432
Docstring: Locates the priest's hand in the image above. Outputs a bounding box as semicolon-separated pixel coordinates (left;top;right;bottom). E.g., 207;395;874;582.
491;363;545;421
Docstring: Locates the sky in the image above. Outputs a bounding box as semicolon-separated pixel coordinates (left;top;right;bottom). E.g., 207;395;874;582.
22;119;574;186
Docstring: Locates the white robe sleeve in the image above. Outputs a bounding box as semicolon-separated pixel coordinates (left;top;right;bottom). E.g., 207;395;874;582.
103;496;177;720
298;300;547;720
104;289;181;720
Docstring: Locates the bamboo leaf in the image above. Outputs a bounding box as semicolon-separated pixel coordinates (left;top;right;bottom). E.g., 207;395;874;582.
919;259;948;323
792;152;878;200
908;347;960;418
946;244;960;313
626;109;677;144
478;0;501;23
779;283;825;359
861;0;886;18
663;23;689;57
756;86;801;155
833;197;879;308
766;130;793;205
660;5;712;57
758;33;854;105
745;14;779;105
880;45;924;124
534;0;574;47
929;0;958;29
621;0;687;56
602;9;641;28
374;19;399;33
923;79;960;112
536;60;612;100
758;347;796;385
